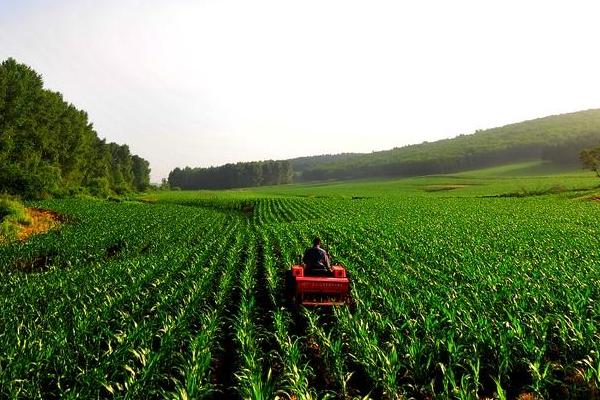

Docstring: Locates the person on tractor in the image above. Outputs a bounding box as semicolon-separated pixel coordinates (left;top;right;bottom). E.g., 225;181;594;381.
303;237;333;276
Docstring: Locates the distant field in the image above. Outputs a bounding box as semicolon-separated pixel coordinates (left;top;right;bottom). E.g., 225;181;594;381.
219;161;598;199
454;160;585;177
1;167;599;399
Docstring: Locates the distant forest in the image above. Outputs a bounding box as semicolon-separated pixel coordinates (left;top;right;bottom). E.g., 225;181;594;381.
0;58;150;198
296;109;600;181
168;160;293;190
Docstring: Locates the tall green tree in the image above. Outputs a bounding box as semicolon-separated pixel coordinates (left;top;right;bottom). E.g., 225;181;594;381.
132;155;151;191
0;57;151;198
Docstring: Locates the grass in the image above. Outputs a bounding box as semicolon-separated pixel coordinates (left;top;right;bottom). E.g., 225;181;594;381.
136;161;598;202
240;162;599;199
453;160;584;178
0;197;32;240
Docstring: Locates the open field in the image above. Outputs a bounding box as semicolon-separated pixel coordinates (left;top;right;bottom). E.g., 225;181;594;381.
1;167;600;399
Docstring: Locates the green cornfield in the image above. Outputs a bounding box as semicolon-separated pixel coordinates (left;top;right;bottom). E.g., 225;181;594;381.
1;174;599;399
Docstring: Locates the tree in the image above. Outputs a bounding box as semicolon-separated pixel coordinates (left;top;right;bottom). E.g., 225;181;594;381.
0;58;151;198
167;160;294;190
160;178;170;190
580;146;600;178
132;155;151;191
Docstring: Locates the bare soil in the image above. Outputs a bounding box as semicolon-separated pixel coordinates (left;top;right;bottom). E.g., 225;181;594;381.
15;208;63;241
422;184;472;192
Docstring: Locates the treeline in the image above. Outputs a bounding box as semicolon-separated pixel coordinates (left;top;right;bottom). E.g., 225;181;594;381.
168;160;292;189
0;58;150;198
299;109;600;180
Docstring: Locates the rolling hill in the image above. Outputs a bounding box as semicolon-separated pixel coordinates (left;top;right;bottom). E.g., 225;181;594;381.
296;109;600;181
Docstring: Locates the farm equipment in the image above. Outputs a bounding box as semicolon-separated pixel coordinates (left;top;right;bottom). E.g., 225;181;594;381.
286;264;351;306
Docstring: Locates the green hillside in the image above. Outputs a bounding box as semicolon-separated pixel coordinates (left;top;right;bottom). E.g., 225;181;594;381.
298;109;600;181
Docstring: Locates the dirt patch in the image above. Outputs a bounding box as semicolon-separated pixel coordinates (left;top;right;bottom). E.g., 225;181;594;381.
516;392;542;400
12;250;59;273
562;367;600;399
305;335;332;391
487;185;595;199
241;202;255;215
589;194;600;202
422;184;471;192
15;208;63;241
105;240;127;259
137;197;157;204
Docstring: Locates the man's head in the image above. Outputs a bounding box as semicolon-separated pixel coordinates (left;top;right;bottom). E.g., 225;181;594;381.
313;237;321;247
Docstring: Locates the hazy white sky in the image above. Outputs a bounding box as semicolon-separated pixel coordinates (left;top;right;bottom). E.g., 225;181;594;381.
2;0;600;181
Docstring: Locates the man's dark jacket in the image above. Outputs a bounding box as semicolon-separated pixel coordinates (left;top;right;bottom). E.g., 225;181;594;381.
303;246;330;270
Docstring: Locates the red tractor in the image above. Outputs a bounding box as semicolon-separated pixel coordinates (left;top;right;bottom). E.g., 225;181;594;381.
286;264;351;306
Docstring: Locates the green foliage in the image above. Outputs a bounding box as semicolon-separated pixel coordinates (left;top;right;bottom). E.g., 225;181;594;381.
0;58;151;198
132;155;151;191
0;220;16;239
168;160;293;190
580;146;600;178
0;198;30;224
0;197;31;240
86;177;112;198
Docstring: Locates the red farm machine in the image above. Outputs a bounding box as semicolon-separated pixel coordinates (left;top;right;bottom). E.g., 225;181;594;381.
286;264;351;306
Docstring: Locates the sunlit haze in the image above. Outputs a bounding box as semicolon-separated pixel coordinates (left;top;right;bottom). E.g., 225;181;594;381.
2;0;600;181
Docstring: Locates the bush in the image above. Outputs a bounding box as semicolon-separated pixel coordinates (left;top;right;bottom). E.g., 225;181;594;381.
0;197;31;241
0;220;18;239
0;164;61;199
0;198;30;224
87;177;111;198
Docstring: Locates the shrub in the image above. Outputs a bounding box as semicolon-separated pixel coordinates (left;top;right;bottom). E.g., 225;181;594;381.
0;197;31;240
87;177;111;198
